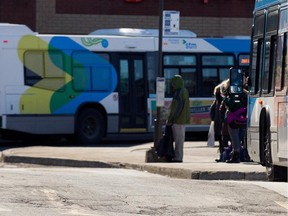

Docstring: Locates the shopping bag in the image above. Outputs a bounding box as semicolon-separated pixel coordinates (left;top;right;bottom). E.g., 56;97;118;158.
207;121;215;147
156;125;175;161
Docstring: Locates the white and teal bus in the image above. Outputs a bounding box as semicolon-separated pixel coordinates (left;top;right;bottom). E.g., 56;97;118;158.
0;24;250;144
247;0;288;181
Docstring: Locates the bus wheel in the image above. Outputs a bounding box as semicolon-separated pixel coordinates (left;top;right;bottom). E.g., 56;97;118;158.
263;123;286;181
263;123;273;180
76;108;105;145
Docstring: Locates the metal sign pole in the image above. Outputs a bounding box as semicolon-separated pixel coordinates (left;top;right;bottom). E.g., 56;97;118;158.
154;0;164;149
145;0;164;163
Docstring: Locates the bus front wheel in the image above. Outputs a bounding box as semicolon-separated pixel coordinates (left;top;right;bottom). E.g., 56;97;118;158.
76;108;105;145
263;120;287;181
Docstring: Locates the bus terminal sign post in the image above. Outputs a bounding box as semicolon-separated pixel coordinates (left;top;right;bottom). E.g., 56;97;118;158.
163;10;180;36
146;3;181;162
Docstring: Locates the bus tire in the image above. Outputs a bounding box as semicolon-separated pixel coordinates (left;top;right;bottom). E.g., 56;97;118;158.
268;165;288;182
262;117;287;181
76;108;105;145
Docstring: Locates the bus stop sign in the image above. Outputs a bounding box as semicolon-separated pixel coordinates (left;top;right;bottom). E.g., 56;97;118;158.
163;10;180;36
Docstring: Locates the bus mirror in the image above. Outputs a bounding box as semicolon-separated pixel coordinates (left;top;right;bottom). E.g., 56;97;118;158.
229;67;243;94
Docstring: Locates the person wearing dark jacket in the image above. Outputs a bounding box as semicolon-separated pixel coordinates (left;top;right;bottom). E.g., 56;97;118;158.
167;75;190;162
210;81;229;162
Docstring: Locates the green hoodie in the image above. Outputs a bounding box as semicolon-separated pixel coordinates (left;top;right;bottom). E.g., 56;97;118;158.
167;75;191;125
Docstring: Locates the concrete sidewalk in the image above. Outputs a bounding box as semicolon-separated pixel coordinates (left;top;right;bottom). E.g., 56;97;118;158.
0;141;267;181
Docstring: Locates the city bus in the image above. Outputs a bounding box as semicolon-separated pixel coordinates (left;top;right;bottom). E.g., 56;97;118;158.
0;24;250;144
247;0;288;181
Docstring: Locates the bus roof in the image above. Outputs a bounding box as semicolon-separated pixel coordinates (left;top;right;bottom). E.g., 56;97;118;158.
254;0;287;10
0;23;250;53
0;23;34;36
89;28;197;38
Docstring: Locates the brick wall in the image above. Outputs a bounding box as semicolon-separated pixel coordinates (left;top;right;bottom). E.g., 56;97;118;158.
0;0;36;30
55;0;253;18
0;0;253;37
37;0;252;36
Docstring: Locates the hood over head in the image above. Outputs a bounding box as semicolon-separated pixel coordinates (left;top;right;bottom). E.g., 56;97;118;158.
171;75;184;90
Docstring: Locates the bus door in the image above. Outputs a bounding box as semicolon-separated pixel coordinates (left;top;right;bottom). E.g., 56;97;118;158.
118;54;147;133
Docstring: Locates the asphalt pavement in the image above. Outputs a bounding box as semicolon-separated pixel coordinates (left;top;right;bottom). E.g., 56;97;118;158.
0;140;267;181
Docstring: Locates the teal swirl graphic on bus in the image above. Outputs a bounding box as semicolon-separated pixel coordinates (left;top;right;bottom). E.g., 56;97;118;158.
81;37;109;48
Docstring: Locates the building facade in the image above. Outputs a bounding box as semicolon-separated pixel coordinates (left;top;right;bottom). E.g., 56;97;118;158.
0;0;254;37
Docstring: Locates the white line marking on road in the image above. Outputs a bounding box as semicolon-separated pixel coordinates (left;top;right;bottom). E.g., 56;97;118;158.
0;207;12;212
275;201;288;210
61;210;96;216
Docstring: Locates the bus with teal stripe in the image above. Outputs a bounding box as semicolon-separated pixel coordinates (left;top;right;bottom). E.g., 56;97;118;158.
0;24;250;144
247;0;287;181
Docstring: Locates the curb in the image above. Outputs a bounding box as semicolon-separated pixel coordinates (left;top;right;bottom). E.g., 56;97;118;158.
121;163;268;181
1;154;268;181
2;155;118;168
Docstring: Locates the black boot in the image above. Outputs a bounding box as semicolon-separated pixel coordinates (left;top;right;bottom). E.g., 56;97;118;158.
215;139;224;162
226;151;240;163
215;151;224;162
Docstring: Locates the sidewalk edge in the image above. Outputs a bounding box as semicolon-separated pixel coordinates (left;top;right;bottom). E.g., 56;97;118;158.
1;154;268;181
2;155;117;168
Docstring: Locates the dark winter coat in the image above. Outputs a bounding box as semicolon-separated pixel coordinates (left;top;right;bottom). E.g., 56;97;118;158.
167;75;190;125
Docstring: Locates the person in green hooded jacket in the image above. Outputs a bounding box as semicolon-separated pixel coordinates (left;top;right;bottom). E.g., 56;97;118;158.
167;75;191;162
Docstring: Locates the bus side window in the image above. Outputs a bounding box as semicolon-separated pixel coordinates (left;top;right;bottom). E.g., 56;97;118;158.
24;50;65;91
72;51;111;92
280;8;288;90
251;11;265;95
275;8;288;92
263;8;279;95
219;68;230;82
163;54;196;96
147;53;157;95
202;68;218;96
181;68;197;96
251;40;263;94
24;51;44;86
164;68;178;96
275;35;284;91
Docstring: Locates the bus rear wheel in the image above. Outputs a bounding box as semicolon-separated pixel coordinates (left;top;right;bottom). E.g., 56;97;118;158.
76;108;105;145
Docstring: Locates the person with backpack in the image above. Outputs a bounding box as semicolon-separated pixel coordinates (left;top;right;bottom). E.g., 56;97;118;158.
221;77;248;163
166;75;190;163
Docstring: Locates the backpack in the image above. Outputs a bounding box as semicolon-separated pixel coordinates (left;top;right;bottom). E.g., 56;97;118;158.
220;145;232;162
219;145;251;162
